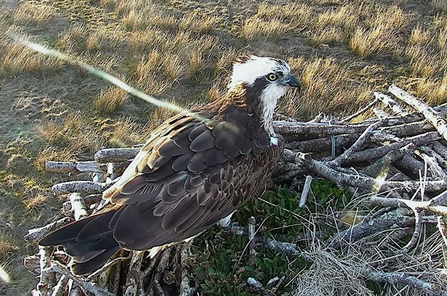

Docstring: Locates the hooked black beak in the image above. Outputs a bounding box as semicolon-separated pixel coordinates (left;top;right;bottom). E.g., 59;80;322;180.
287;75;301;91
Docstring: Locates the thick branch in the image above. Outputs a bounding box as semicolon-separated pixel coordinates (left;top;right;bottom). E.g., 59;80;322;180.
374;92;409;116
25;217;72;242
329;208;413;249
361;268;445;295
94;148;139;163
274;121;369;135
45;263;115;296
52;181;109;195
300;155;447;192
332;120;385;166
389;85;447;142
45;161;104;173
340;98;378;123
344;131;440;164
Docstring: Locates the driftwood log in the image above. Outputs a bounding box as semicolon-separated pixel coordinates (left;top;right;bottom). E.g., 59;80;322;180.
26;85;447;295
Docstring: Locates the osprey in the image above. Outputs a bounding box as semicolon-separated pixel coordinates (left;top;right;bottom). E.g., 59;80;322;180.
40;55;301;275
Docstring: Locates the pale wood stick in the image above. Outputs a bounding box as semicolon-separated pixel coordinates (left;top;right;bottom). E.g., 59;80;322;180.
248;216;257;256
431;141;447;160
69;193;88;221
374;92;409;116
25;217;72;242
44;263;114;296
51;275;68;296
340;98;378;123
332;120;385;166
45;161;104;173
124;251;144;296
299;175;313;207
274;121;369;135
299;154;447;192
94;148;139;163
373;107;391;119
389;85;447;142
36;246;55;296
437;216;447;248
52;181;109;195
360;267;445;295
344;131;440;164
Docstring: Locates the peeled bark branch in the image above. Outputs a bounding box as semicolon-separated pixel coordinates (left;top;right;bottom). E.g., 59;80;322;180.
361;268;445;296
332;120;385;166
374;92;409;116
389;85;447;142
25;217;72;242
94;148;139;163
45;161;104;173
300;154;447;192
52;181;109;195
329;208;413;249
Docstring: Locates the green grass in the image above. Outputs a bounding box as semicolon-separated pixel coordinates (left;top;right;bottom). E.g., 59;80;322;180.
192;181;354;295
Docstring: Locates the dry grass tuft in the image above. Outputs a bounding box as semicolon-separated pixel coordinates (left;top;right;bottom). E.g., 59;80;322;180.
0;238;17;261
93;87;128;114
12;2;56;25
242;18;291;40
179;15;219;34
39;113;104;157
287;57;372;117
0;37;62;77
135;50;185;95
432;0;447;11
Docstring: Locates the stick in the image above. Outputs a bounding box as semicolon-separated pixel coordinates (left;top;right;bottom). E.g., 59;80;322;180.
360;267;445;296
124;251;144;296
248;216;257;256
340;98;378;123
286;133;357;152
45;161;104;173
328;208;413;249
401;210;422;253
432;141;447;161
374;92;409;116
274;121;369;135
45;263;115;296
344;131;440;164
179;242;195;296
301;155;447;192
25;217;72;242
373;108;391;119
52;181;109;195
265;238;300;255
299;176;312;207
69;193;88;221
437;216;447;247
51;275;69;296
389;85;447;142
332;120;385;166
274;113;298;122
94;148;139;163
36;246;55;296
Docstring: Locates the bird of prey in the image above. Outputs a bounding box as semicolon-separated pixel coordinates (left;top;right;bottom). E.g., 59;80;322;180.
40;55;301;275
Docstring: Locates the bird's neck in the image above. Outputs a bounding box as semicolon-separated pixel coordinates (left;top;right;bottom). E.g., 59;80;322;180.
209;85;276;136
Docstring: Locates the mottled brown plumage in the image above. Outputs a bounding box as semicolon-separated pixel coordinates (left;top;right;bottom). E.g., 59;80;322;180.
40;56;300;275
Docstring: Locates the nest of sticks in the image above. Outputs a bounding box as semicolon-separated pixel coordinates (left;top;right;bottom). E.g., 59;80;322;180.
26;85;447;296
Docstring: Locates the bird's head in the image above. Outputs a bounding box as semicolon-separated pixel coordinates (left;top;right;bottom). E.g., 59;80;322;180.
227;55;300;135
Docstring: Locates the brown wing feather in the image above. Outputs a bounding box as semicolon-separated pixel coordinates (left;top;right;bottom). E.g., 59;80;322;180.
103;105;283;251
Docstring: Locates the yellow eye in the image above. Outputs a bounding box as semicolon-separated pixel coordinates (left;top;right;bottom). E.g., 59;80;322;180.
267;73;277;81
